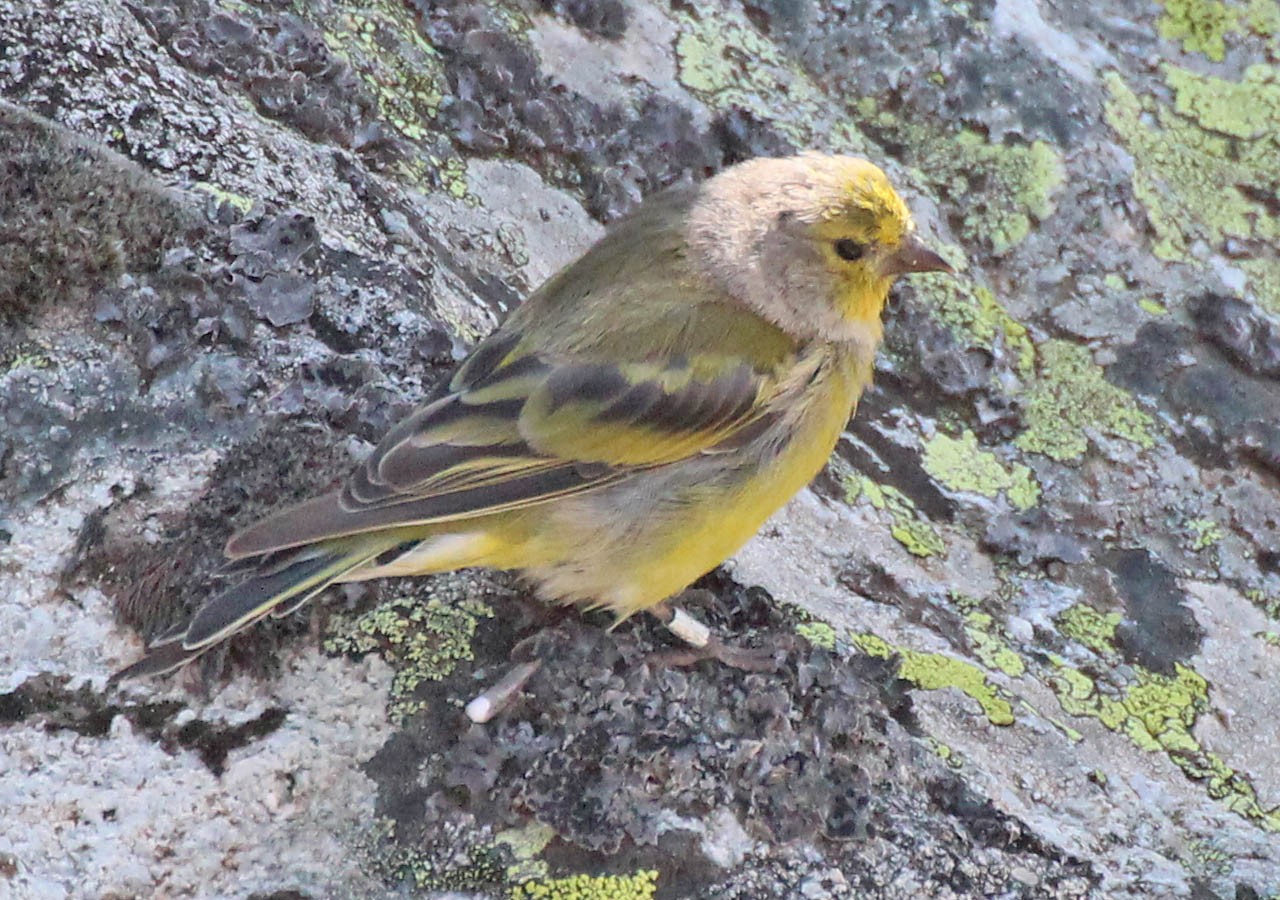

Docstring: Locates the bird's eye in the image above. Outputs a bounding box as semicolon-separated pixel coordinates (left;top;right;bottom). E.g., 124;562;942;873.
833;238;866;262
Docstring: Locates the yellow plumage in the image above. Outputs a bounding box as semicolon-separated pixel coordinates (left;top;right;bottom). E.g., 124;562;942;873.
114;153;949;680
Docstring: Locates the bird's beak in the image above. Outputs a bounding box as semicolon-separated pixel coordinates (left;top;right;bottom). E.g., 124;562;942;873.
880;234;953;277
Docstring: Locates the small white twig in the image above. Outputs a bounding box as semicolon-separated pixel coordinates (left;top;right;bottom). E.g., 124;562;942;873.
465;660;542;723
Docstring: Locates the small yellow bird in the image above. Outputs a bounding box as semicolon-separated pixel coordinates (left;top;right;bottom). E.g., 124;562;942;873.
115;153;950;680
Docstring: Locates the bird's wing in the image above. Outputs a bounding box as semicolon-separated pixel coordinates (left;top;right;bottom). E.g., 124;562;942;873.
225;328;780;558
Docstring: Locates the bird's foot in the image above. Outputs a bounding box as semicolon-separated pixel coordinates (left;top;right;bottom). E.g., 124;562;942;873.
646;591;781;673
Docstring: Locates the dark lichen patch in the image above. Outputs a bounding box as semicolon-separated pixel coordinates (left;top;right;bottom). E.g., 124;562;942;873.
739;0;1088;147
879;297;1007;415
229;211;322;279
0;101;200;322
305;247;453;362
195;203;444;365
228;211;322;327
419;3;742;222
246;891;313;900
925;777;1078;862
126;3;393;160
533;0;630;39
1111;319;1280;480
1105;549;1203;675
707;108;796;168
0;673;180;736
351;572;1095;897
174;705;289;775
1191;293;1280;381
0;673;285;775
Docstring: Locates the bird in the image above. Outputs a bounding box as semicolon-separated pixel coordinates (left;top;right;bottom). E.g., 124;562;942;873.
113;152;951;683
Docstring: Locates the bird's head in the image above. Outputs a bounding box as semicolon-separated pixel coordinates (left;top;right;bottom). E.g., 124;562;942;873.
687;153;951;346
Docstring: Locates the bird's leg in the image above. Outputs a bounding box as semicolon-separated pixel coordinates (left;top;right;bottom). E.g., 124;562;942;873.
650;591;713;647
647;590;780;673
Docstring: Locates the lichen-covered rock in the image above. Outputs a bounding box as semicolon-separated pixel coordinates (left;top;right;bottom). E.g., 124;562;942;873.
3;0;1279;898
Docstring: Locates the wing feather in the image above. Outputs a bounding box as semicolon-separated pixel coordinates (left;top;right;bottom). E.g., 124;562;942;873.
228;323;783;560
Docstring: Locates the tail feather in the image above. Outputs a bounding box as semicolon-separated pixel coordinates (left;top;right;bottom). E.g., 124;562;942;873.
109;639;204;682
111;543;384;684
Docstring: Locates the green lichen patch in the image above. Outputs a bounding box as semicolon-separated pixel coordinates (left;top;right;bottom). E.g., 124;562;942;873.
796;621;838;652
1185;517;1225;550
927;736;965;770
191;181;256;214
1165;63;1280;139
358;817;508;893
510;870;659;900
1158;0;1238;59
427;152;476;203
1014;339;1156;461
922;429;1040;511
1104;68;1280;311
911;280;1036;378
942;133;1064;255
845;475;946;557
1047;657;1280;830
311;0;448;142
325;587;493;721
859;104;1065;256
905;269;1153;470
2;342;55;374
946;590;983;614
493;822;556;883
1247;0;1280;34
964;612;1027;678
1156;0;1280;60
672;7;868;154
1057;604;1122;656
1051;604;1280;831
853;632;1015;725
1185;838;1235;879
1245;588;1280;619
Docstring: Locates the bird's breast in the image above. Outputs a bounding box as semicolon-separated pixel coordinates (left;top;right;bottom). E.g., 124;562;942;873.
504;345;873;616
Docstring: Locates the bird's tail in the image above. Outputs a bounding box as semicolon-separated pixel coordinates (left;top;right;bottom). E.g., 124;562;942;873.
110;541;389;682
